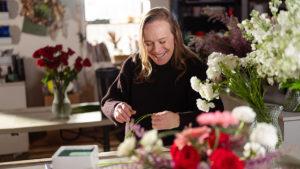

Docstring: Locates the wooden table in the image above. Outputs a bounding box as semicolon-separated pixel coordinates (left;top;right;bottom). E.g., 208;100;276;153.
0;104;114;151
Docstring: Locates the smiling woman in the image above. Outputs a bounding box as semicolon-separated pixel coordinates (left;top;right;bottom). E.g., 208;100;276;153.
101;7;224;145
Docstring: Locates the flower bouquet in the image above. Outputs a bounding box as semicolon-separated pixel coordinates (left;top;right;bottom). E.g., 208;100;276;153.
32;44;91;118
171;106;279;169
239;0;300;111
111;106;280;169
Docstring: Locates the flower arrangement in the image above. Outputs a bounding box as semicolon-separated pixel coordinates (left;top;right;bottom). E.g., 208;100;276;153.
115;128;172;169
239;0;300;110
32;44;91;118
171;106;279;169
33;44;91;90
190;52;269;123
112;106;280;169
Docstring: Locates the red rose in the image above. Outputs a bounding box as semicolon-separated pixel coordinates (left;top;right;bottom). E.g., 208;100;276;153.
33;49;43;58
36;59;46;67
60;52;69;65
208;130;230;149
210;148;244;169
75;57;83;71
41;46;55;60
54;44;63;52
67;48;75;56
82;58;91;67
170;144;200;169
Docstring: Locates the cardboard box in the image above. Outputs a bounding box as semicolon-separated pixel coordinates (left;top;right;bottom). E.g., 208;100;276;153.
52;145;99;169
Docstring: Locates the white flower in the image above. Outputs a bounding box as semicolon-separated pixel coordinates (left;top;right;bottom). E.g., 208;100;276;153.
198;81;219;101
196;98;215;112
207;53;239;81
243;142;266;159
250;123;278;150
232;106;256;123
152;139;164;153
206;66;221;81
140;130;158;147
117;137;136;156
140;130;163;153
190;76;201;92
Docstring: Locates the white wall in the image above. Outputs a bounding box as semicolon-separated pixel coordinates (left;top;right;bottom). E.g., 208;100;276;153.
1;0;83;57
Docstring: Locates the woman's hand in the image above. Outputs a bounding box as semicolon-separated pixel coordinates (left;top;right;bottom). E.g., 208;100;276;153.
151;111;180;130
113;102;136;123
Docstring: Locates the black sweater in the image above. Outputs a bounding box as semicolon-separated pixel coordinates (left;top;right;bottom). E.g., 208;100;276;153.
101;54;223;144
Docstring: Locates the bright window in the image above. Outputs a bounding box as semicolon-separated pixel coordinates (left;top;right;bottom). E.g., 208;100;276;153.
84;0;150;56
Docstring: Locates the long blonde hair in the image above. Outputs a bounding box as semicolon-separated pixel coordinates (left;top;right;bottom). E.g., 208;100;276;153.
137;7;197;81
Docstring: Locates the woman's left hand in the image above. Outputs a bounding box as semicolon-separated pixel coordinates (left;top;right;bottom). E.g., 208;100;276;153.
151;111;180;130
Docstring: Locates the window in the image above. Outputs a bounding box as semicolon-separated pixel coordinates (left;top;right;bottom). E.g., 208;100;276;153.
84;0;150;56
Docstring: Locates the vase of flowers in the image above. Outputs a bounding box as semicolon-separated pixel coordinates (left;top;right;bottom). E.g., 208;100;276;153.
239;0;300;112
32;45;91;119
190;52;271;123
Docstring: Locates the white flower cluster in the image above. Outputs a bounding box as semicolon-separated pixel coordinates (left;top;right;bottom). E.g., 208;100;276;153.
243;122;278;159
250;122;278;150
117;130;164;157
239;0;300;85
206;52;240;82
232;106;256;123
191;52;240;112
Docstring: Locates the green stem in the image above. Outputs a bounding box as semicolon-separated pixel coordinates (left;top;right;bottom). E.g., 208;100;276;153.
158;130;180;139
213;127;220;150
135;114;152;124
235;121;244;136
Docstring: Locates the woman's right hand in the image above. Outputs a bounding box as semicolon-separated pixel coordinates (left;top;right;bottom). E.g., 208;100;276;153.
113;102;136;123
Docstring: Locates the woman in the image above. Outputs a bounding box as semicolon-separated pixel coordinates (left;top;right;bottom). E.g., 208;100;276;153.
101;7;223;144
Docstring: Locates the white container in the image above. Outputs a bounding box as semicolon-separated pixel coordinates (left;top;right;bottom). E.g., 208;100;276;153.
52;145;99;169
0;133;29;155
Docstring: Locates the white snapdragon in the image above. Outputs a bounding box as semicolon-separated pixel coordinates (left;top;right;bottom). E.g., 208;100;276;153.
196;98;215;112
198;81;219;101
117;137;136;156
250;123;278;150
190;76;201;92
240;0;300;86
243;142;266;159
206;52;239;81
232;106;256;123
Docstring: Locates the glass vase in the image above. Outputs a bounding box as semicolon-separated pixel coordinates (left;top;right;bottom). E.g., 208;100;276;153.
252;103;283;148
52;87;71;119
283;89;300;112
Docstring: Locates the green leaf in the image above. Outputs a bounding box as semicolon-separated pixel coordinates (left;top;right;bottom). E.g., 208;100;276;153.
281;80;300;90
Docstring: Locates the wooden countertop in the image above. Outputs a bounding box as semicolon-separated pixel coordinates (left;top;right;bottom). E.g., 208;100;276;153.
0;105;114;134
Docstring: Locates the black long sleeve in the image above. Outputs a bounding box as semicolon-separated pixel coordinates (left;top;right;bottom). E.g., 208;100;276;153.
101;54;223;144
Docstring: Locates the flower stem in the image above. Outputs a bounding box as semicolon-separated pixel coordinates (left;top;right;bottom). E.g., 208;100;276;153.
213;127;220;150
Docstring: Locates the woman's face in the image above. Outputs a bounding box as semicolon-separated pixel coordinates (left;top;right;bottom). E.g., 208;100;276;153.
143;20;175;65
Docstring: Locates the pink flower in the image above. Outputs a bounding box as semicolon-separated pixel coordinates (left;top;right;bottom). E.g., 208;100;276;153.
174;126;211;150
197;111;238;128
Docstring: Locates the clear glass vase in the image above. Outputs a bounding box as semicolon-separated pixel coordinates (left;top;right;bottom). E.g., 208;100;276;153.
252;103;283;148
283;89;300;112
266;103;283;146
52;87;71;119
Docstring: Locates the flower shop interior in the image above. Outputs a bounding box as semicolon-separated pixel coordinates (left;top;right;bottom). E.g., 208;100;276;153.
1;0;300;168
